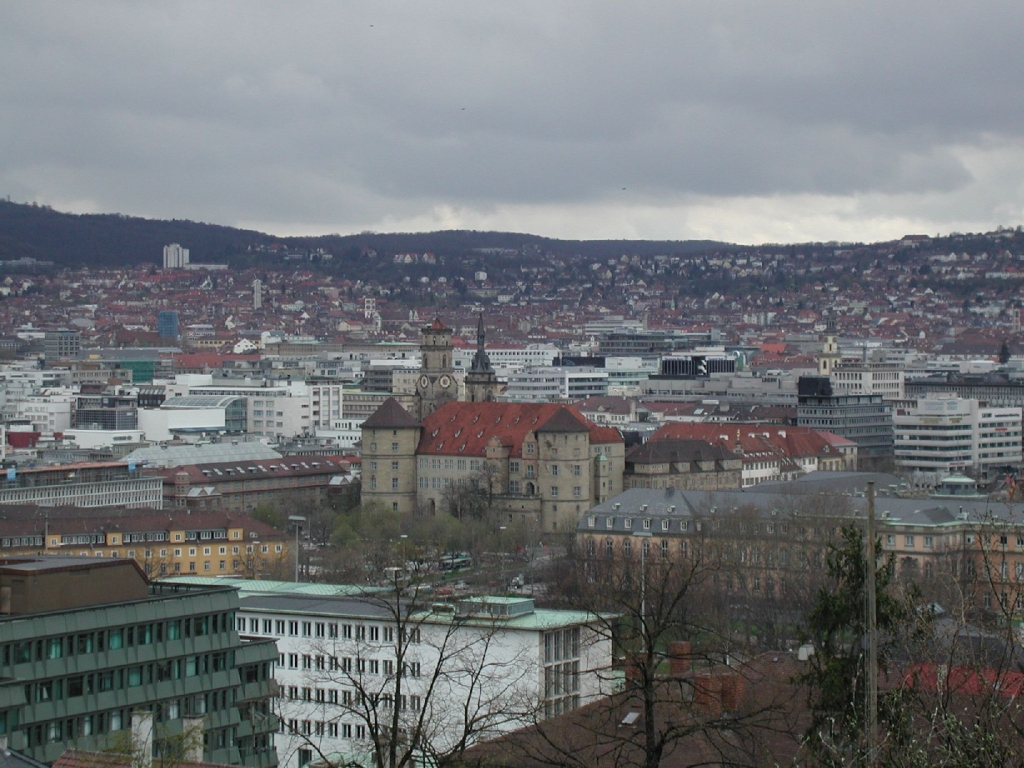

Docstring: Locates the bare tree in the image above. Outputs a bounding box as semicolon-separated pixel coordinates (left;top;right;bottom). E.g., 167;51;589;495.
277;580;543;768
527;529;792;768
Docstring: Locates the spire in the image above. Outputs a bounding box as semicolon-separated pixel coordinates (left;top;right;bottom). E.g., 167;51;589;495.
470;313;493;373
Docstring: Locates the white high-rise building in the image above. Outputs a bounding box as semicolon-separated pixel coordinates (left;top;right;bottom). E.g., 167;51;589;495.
162;243;190;269
253;278;263;309
894;394;1023;486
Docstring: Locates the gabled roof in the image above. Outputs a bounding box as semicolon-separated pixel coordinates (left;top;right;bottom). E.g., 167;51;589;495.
361;397;420;429
537;406;590;433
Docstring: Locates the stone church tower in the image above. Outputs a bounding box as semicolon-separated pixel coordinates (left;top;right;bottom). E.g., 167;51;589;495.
818;318;841;377
416;318;458;420
465;313;500;404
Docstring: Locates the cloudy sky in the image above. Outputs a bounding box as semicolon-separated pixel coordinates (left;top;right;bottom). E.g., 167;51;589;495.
3;2;1024;244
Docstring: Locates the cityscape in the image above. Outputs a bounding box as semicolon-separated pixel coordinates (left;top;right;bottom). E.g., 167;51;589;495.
5;2;1024;767
0;206;1023;766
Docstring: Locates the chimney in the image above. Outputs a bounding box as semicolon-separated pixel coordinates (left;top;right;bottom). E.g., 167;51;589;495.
693;672;723;718
131;711;154;768
667;641;692;675
182;717;205;763
623;653;645;682
719;671;746;712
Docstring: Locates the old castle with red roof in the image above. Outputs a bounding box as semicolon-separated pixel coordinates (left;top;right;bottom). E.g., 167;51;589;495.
361;318;625;531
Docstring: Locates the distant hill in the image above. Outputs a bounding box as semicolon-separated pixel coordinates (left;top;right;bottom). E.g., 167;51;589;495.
0;200;275;267
0;200;728;269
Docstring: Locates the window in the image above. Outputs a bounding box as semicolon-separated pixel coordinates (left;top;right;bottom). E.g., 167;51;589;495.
551;465;559;477
550;486;559;497
905;535;915;548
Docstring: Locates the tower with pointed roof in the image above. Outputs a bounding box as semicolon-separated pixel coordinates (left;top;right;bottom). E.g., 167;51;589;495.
465;313;500;404
416;318;458;420
360;397;422;514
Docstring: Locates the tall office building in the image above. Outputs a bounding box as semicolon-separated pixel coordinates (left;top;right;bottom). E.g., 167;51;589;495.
162;243;190;269
157;310;180;340
252;279;263;310
797;376;893;469
43;330;80;362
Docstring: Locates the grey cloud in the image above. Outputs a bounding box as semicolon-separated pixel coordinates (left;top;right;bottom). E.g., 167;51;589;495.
2;1;1024;241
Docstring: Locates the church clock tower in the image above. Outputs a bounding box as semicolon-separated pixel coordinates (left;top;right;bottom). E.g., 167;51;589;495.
417;317;457;419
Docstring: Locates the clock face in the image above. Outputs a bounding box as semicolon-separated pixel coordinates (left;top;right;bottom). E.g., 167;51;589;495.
419;375;430;389
439;375;452;389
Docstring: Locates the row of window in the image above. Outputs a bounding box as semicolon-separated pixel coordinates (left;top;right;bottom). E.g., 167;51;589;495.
239;616;418;644
1;613;231;667
282;654;421;677
23;655;231;707
588;515;799;536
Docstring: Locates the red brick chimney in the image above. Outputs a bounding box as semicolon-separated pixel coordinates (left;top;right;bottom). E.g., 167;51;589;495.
668;641;692;675
693;672;723;718
719;670;746;712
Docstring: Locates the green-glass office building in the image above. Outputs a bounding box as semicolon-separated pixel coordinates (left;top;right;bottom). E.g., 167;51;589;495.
0;557;278;767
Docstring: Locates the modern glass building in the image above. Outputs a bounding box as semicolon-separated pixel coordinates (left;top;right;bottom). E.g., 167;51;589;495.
0;557;279;767
158;311;180;341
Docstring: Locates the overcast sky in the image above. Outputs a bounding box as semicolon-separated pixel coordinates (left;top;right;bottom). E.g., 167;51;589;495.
3;2;1024;245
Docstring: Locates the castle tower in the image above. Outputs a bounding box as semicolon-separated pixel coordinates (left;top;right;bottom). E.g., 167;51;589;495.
417;317;457;420
360;398;421;515
465;313;500;404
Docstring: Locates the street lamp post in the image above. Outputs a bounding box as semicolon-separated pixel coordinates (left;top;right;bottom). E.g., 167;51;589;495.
288;515;306;582
633;531;653;632
499;526;507;592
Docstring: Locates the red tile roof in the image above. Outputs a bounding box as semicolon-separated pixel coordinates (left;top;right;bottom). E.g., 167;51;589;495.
418;402;621;458
651;423;841;461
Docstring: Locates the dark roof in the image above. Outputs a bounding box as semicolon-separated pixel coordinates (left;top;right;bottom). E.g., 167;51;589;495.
462;652;808;768
536;407;591;433
626;439;739;465
362;397;420;429
0;748;49;768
